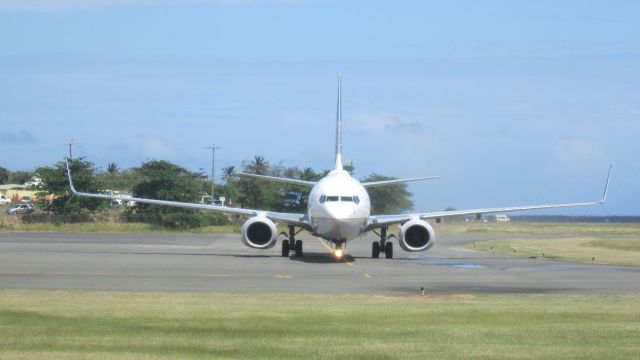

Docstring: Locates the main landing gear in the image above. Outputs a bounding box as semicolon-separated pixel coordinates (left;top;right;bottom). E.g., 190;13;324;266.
281;225;304;257
372;227;394;259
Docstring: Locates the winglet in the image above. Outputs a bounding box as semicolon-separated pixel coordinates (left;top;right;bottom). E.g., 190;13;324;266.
600;165;612;204
65;158;78;195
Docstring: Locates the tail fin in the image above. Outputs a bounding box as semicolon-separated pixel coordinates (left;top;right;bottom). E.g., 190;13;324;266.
334;74;343;171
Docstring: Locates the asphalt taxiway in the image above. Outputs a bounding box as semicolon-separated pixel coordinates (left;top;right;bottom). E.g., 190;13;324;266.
0;232;638;294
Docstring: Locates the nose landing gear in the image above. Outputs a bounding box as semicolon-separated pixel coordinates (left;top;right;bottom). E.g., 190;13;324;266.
372;227;395;259
332;241;345;261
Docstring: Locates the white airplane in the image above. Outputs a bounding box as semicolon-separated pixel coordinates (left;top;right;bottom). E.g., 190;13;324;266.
66;76;611;260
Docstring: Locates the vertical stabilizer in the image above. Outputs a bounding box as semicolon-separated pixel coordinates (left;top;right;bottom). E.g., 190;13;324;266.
334;74;343;171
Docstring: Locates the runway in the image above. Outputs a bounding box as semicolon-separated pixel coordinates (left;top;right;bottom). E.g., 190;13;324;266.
1;232;639;294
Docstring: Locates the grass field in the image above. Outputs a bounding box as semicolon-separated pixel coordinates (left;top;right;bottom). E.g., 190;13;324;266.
440;221;640;237
456;223;640;266
1;290;639;359
0;221;242;234
0;208;242;234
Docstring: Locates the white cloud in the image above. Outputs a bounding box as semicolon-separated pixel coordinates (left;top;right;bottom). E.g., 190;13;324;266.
0;130;36;144
351;114;427;138
142;139;174;159
348;113;440;176
0;0;312;12
553;139;606;163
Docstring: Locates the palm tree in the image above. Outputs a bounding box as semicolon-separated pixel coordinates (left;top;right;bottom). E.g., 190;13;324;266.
248;156;269;175
300;167;321;181
283;167;299;179
221;166;236;184
107;162;119;174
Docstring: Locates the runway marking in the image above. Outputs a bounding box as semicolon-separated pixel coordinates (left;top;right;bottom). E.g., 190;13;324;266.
275;274;292;279
316;238;333;252
314;238;355;266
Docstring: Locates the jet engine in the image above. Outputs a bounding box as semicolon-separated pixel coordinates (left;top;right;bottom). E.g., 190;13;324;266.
398;219;436;252
241;216;278;249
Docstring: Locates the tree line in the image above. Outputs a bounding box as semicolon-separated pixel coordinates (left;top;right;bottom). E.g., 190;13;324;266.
0;167;33;185
8;156;414;228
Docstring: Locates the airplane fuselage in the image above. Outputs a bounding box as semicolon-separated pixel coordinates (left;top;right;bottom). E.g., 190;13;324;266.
307;169;371;244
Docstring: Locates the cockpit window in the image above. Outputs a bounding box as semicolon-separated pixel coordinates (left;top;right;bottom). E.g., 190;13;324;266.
320;195;360;204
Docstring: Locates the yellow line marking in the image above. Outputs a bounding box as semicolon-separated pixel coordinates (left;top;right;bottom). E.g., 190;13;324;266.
363;273;371;278
315;238;354;265
316;238;333;252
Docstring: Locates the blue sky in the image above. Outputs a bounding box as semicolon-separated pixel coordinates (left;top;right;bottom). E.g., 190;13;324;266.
1;0;638;215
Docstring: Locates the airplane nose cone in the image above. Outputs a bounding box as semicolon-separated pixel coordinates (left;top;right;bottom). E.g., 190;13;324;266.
315;204;364;241
324;204;355;220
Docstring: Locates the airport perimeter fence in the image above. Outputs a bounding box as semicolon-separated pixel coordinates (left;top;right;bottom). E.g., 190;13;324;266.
19;213;94;224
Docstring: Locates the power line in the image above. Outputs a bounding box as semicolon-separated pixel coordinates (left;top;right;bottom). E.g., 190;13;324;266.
68;139;76;160
204;145;221;204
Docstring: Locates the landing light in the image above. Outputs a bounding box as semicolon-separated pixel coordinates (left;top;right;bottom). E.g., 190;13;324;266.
334;249;343;258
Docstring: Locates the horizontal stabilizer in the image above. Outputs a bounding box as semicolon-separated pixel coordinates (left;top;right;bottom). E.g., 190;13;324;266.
361;176;440;188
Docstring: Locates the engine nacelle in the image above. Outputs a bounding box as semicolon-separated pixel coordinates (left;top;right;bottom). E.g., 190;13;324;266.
398;219;436;252
241;216;278;249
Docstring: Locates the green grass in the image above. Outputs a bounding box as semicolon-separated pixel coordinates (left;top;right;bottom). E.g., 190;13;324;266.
0;221;241;234
467;237;640;266
0;290;639;359
440;222;640;237
447;222;640;266
0;208;242;234
587;239;640;252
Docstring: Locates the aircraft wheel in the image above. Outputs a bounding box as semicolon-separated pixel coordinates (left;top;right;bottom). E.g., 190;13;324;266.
282;240;290;257
384;242;393;259
294;240;303;257
372;242;380;258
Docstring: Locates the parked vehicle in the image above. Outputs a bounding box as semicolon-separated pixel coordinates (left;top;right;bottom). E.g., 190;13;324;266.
6;203;35;215
0;195;9;205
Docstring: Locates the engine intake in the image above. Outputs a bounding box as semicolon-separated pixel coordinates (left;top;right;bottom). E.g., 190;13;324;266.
241;216;278;249
398;219;436;252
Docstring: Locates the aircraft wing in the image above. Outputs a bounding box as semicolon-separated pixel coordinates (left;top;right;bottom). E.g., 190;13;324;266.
364;166;612;231
65;161;313;231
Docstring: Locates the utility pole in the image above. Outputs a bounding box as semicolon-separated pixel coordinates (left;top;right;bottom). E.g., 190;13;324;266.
68;139;76;160
205;145;221;204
